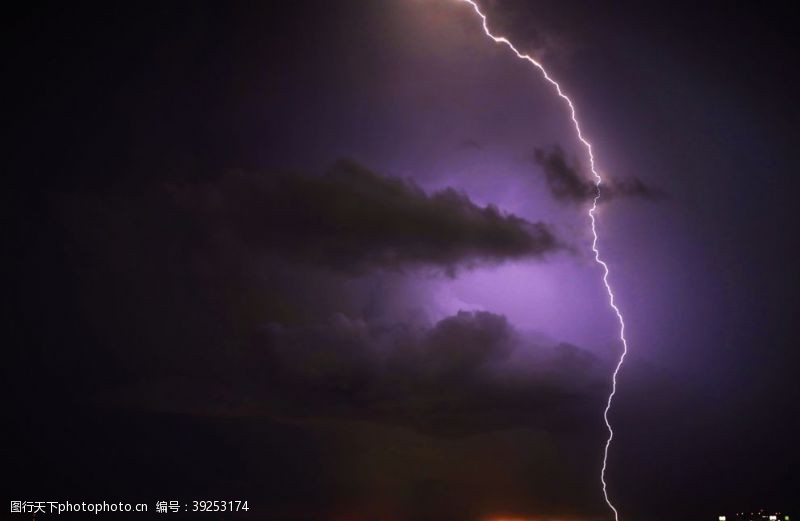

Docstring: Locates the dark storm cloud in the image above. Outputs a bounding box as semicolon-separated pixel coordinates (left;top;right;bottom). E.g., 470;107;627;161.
171;159;562;273
127;310;607;438
261;310;605;436
534;145;665;203
534;146;597;202
106;308;608;519
609;176;668;200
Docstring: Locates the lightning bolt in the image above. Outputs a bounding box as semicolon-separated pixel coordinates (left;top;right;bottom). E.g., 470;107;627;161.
454;2;629;520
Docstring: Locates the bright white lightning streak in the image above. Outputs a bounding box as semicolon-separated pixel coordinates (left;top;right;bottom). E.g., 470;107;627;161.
456;1;629;520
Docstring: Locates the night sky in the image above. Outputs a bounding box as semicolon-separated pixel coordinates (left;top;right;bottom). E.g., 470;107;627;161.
6;2;800;520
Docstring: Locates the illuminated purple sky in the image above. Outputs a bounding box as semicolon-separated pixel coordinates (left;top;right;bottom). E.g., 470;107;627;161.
7;1;800;520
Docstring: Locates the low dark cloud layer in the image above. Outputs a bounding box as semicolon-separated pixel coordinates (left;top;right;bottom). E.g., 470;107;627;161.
112;310;607;439
171;159;561;273
214;310;609;437
534;145;666;203
90;309;609;519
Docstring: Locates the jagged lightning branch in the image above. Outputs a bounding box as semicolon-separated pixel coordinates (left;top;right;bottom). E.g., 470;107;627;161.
455;1;629;520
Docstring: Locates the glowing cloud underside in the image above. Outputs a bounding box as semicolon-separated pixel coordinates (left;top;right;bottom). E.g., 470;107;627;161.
454;1;629;520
